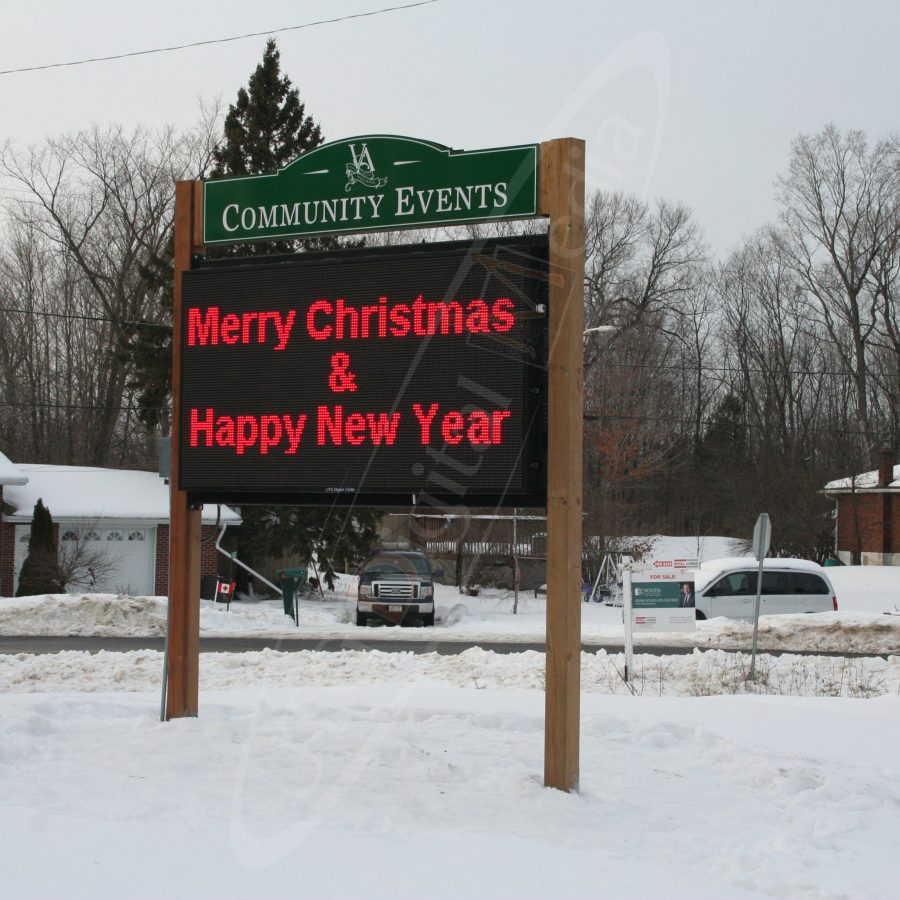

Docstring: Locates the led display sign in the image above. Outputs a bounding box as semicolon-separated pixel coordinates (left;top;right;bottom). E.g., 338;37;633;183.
179;236;549;506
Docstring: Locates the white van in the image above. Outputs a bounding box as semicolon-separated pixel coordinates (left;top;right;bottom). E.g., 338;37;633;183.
691;558;838;621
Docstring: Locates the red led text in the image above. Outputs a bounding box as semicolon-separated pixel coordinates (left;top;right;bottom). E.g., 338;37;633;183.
413;403;511;446
306;295;515;341
317;405;401;446
190;408;307;455
188;307;296;350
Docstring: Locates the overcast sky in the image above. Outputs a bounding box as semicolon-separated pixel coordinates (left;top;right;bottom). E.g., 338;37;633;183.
2;0;897;255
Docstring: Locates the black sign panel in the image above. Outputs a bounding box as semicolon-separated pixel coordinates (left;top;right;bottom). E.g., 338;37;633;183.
179;236;548;506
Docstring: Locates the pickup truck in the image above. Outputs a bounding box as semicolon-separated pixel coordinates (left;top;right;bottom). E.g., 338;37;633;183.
355;550;443;626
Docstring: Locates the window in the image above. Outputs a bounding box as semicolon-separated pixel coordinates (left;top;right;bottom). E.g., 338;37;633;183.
790;572;829;595
61;530;79;542
105;531;123;542
127;530;146;542
86;530;100;541
761;571;791;595
710;572;756;596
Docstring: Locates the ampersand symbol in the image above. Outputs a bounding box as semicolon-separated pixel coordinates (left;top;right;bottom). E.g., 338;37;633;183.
328;352;358;393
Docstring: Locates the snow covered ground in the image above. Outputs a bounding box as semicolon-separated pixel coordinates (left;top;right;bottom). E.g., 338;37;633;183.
1;649;899;898
1;564;898;654
2;561;899;897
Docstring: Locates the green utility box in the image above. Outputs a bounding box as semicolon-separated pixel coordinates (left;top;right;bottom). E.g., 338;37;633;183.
276;567;308;619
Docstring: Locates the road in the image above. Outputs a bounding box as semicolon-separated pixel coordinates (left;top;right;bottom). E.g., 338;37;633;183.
0;635;888;658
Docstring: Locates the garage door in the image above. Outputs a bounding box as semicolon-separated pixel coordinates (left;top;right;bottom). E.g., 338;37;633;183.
14;524;156;596
85;527;155;595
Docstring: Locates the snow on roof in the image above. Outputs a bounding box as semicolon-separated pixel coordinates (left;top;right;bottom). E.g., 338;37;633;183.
3;464;240;524
0;450;28;486
824;464;900;492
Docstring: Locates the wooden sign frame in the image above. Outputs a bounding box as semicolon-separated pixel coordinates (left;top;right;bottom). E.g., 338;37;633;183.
166;138;584;793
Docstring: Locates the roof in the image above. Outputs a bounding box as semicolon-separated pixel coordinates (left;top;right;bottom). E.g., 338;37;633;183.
698;557;826;575
2;464;240;525
823;463;900;493
0;451;28;486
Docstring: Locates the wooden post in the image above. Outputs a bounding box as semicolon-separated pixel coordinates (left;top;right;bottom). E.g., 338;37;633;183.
541;138;585;791
165;180;203;719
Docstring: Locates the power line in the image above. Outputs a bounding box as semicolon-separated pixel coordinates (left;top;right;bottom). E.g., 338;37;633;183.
583;410;894;440
0;305;169;330
0;186;92;202
587;357;865;381
0;2;439;76
0;400;149;413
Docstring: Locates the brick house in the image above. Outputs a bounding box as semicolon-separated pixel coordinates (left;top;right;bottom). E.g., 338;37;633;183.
823;448;899;566
0;452;240;597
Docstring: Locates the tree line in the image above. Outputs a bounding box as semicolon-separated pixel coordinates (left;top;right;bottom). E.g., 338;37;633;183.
1;40;897;564
581;125;899;557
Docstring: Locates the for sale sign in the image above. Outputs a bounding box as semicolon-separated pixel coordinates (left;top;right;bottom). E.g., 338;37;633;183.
178;236;549;506
630;570;696;632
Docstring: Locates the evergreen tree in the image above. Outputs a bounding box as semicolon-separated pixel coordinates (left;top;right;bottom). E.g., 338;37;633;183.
212;38;322;179
210;38;330;257
236;506;381;592
123;239;175;431
16;499;63;596
691;394;749;535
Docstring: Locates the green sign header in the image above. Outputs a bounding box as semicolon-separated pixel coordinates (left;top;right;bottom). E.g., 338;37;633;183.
203;135;540;245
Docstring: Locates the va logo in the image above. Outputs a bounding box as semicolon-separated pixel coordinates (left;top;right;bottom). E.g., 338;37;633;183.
345;143;388;192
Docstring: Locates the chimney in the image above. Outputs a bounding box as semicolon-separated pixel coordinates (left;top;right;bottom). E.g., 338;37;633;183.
878;447;896;488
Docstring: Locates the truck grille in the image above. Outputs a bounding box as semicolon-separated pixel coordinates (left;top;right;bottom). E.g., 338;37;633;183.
373;581;418;600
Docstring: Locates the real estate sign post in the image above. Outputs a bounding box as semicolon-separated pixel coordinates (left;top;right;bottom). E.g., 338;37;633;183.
623;561;697;682
630;570;697;632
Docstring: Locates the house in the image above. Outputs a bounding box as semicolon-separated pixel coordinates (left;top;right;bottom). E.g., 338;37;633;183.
0;452;240;597
823;448;899;566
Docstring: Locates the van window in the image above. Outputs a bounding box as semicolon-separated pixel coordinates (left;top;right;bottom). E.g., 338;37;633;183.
761;571;791;594
789;572;830;594
710;571;756;595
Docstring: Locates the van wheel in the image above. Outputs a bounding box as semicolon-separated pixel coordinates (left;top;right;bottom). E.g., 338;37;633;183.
422;612;435;626
695;610;707;621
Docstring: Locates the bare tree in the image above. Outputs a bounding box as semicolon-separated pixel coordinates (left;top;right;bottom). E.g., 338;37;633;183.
866;173;900;441
582;190;708;538
775;125;900;454
57;522;121;592
715;232;840;553
0;117;217;466
584;191;706;336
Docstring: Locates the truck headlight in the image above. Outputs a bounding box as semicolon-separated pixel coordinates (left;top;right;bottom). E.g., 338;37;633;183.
420;584;433;598
359;584;373;598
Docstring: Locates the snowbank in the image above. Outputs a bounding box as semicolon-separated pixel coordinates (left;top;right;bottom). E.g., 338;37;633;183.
1;645;898;697
1;563;899;654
